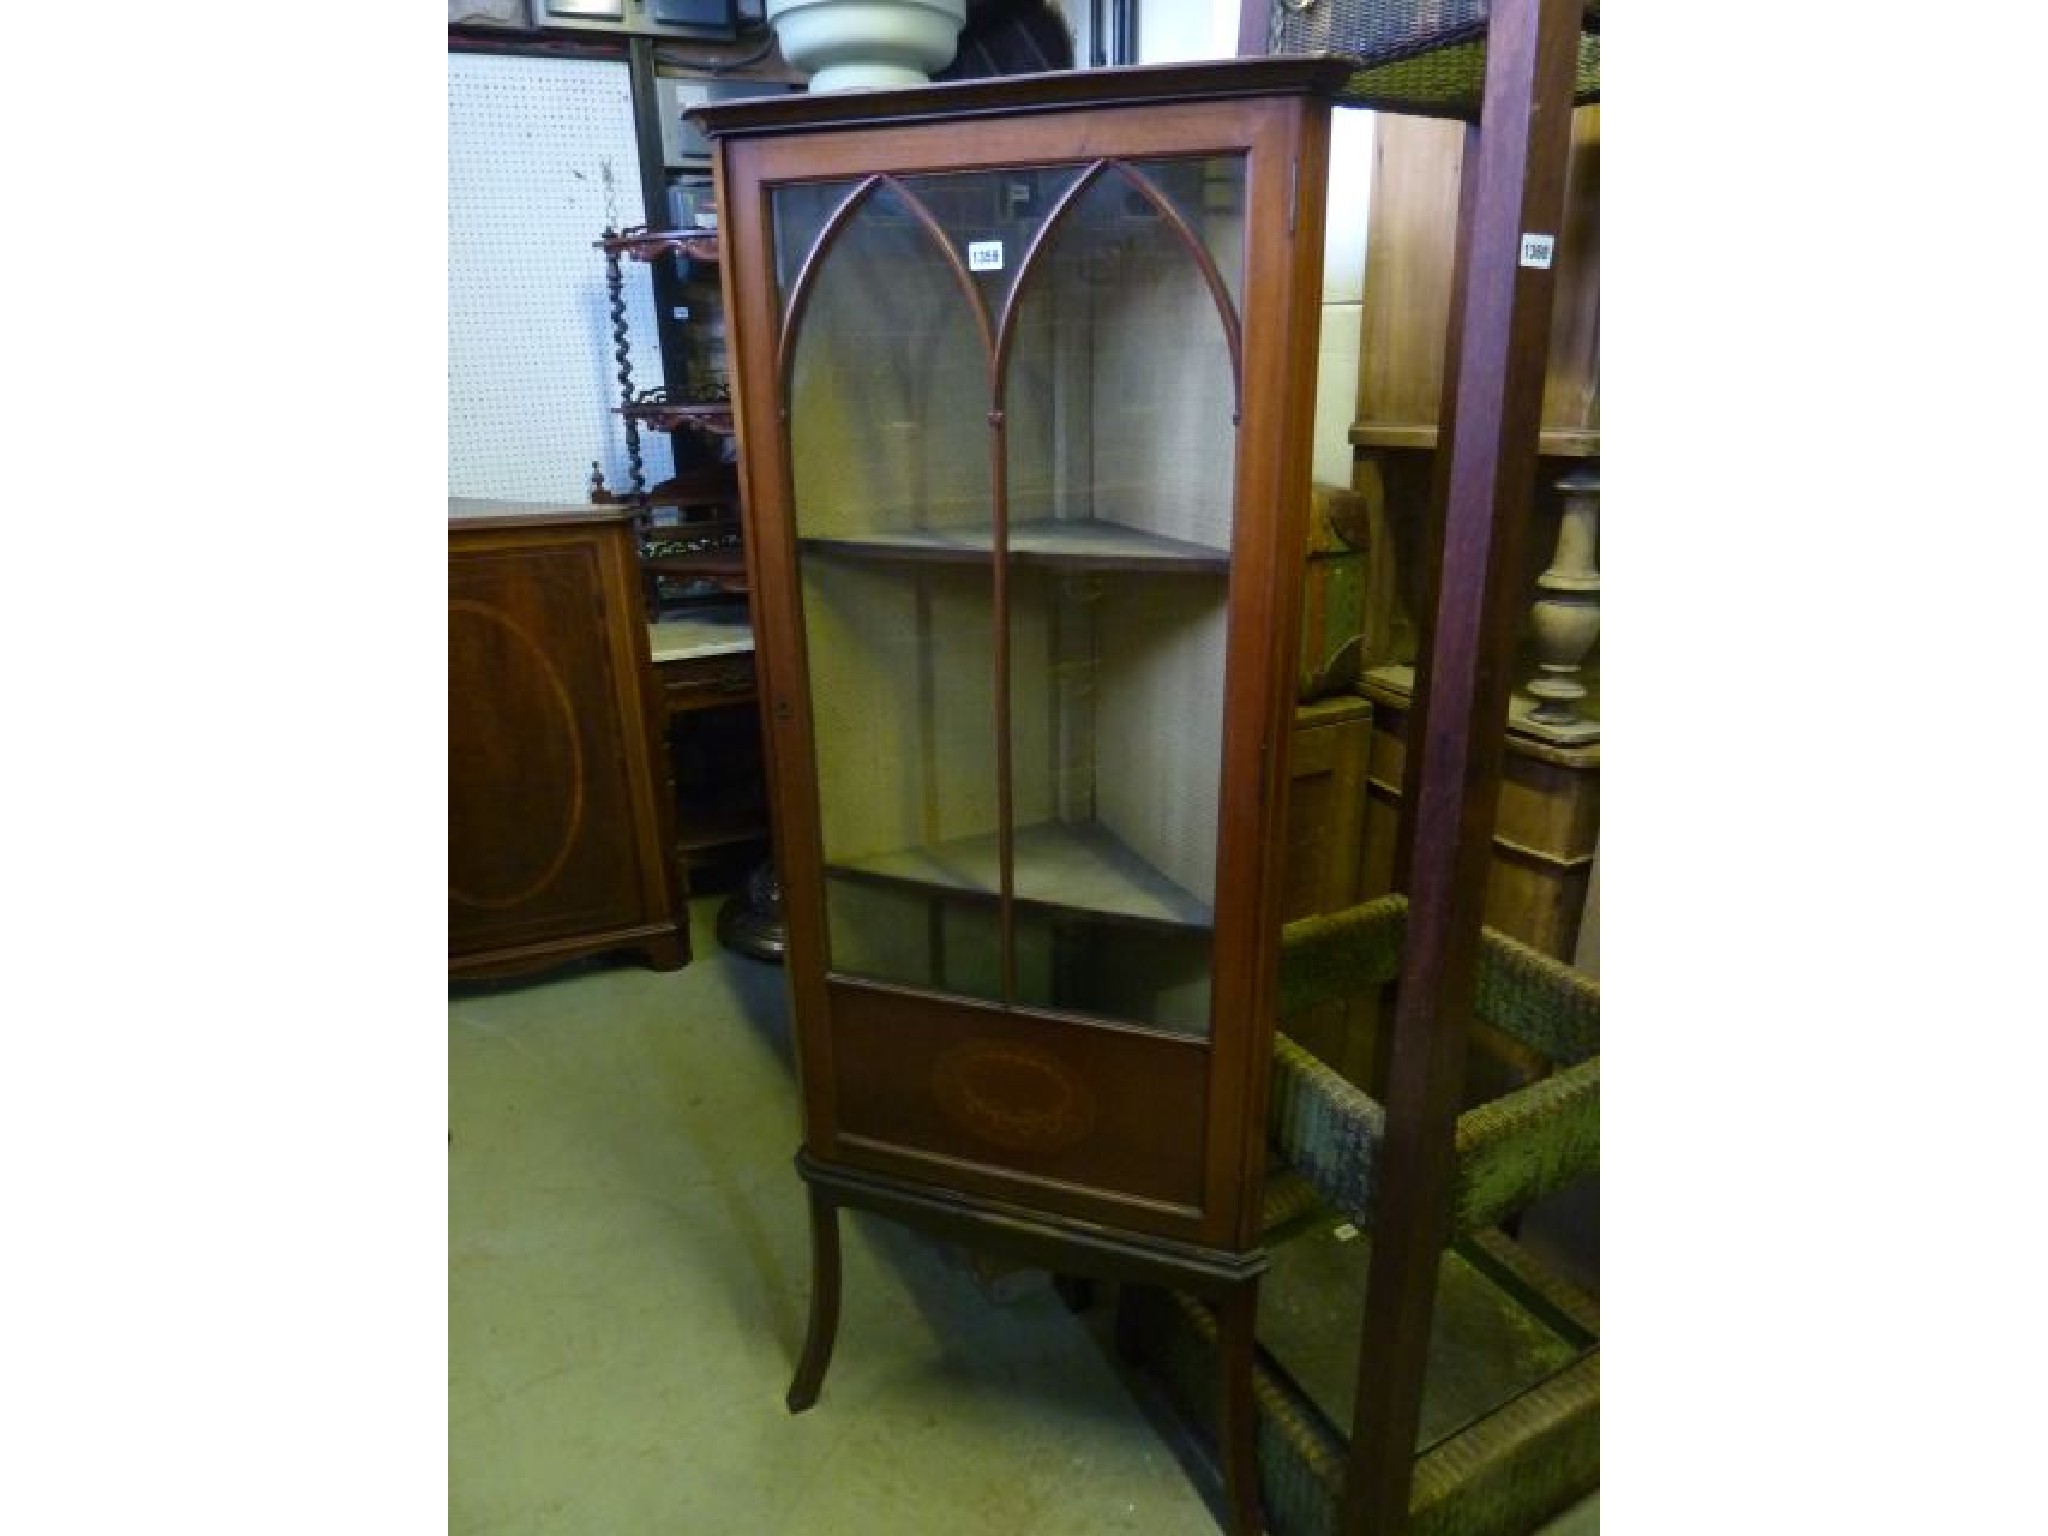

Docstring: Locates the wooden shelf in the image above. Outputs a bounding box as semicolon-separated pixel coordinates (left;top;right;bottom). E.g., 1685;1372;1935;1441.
1350;421;1600;458
801;517;1229;573
828;820;1213;930
595;226;720;265
645;547;748;592
676;800;770;855
1360;664;1599;761
622;398;735;436
648;604;753;664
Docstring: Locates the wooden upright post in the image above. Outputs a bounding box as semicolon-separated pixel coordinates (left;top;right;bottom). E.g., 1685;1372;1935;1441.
1343;0;1587;1529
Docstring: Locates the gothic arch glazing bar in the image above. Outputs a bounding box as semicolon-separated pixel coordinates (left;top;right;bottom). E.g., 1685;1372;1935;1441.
775;174;997;406
993;158;1245;425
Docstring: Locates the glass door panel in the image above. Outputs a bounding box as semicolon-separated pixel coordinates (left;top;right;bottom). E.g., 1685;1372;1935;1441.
783;178;992;545
779;178;1003;1001
772;155;1245;1029
899;167;1084;319
1138;155;1250;320
997;156;1245;1035
1003;568;1225;1034
1002;159;1244;558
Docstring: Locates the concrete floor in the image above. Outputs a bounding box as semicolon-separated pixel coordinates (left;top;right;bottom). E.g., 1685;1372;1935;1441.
450;896;1596;1534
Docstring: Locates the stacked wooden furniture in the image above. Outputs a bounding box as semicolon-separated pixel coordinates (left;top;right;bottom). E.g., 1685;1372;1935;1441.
1332;24;1600;1113
1348;91;1601;971
1116;2;1603;1533
448;497;686;977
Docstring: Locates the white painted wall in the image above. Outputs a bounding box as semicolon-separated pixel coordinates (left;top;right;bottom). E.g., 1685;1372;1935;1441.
1138;0;1375;491
1314;106;1374;487
447;53;673;503
1134;0;1241;62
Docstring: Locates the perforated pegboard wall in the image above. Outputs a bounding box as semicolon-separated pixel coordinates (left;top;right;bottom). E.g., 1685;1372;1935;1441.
448;52;673;502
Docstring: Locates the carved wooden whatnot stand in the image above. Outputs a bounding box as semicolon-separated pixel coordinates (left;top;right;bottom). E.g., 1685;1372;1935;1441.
592;224;741;516
594;223;781;934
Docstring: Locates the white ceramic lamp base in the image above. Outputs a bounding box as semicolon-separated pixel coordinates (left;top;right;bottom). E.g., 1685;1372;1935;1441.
766;0;967;92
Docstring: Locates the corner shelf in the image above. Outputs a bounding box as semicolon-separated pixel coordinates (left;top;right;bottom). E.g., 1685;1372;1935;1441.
622;395;737;438
828;820;1215;932
800;517;1230;573
596;226;722;266
1350;421;1600;458
700;61;1347;1531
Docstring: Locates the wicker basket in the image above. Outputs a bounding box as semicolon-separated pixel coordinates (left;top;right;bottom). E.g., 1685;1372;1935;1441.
1261;0;1601;118
1113;891;1601;1534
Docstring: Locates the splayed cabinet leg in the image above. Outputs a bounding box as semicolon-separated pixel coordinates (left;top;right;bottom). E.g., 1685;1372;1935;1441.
1215;1281;1266;1536
786;1181;842;1413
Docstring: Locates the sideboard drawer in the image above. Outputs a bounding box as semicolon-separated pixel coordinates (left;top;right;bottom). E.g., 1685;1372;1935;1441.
658;650;757;712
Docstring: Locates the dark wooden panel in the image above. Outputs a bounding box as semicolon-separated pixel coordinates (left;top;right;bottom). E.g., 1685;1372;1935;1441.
1280;697;1377;1087
449;513;683;973
828;979;1211;1229
1359;681;1596;959
1281;698;1371;923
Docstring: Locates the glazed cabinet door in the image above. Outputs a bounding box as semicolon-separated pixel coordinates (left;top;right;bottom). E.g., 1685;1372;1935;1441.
778;157;1242;1028
720;89;1330;1248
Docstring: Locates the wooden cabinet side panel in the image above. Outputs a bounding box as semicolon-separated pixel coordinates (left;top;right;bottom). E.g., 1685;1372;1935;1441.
1358;698;1596;956
1355;107;1600;439
1280;703;1371;922
1205;91;1337;1250
1280;702;1380;1084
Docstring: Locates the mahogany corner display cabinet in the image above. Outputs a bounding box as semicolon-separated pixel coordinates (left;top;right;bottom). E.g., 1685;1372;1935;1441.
697;57;1353;1533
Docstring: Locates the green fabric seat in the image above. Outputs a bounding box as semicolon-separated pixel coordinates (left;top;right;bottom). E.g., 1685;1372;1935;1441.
1270;894;1600;1238
1117;894;1602;1535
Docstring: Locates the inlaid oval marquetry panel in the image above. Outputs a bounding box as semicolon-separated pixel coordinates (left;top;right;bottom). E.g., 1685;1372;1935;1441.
829;980;1210;1228
931;1038;1099;1154
447;598;586;910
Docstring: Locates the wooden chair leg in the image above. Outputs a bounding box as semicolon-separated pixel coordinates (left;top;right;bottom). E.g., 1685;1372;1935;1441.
1215;1280;1265;1536
786;1182;842;1413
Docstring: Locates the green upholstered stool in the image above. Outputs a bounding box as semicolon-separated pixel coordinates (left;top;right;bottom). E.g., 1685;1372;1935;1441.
1122;895;1598;1535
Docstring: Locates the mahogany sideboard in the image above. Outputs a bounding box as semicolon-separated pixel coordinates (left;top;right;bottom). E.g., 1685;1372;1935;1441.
449;497;685;977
